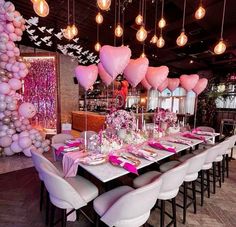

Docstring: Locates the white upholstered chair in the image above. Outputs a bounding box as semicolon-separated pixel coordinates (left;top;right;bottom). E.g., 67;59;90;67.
93;177;162;227
133;161;189;227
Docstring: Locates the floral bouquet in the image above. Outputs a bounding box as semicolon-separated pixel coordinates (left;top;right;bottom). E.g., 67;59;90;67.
154;108;178;127
120;130;147;145
105;110;136;131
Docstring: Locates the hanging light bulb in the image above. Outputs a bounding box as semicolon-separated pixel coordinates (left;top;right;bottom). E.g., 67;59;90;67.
95;12;103;24
97;0;111;11
158;18;166;28
95;42;101;52
176;31;188;47
135;14;143;25
31;0;38;3
115;24;123;37
140;52;146;58
71;24;78;36
195;5;206;20
150;34;158;44
136;26;147;42
63;25;74;40
33;0;49;17
157;36;165;48
214;39;226;55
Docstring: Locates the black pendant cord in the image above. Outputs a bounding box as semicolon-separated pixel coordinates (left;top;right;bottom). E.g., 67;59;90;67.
154;0;158;35
73;0;75;24
220;0;227;39
182;0;187;32
114;0;117;46
161;0;165;19
67;0;70;24
122;6;125;45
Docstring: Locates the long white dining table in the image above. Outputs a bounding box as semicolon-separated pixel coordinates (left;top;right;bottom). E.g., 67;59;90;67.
74;133;220;183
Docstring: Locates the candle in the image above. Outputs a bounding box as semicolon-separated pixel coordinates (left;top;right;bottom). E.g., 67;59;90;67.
141;107;144;129
136;118;139;130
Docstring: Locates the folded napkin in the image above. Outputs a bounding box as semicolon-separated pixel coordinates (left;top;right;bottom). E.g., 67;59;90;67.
148;141;176;153
108;155;138;175
192;128;214;136
166;137;194;147
56;141;82;156
182;132;206;141
77;153;107;165
128;148;157;161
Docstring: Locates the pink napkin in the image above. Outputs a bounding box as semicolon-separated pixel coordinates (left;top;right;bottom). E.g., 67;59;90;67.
56;141;82;156
62;151;88;177
108;155;138;175
148;141;176;153
182;132;206;141
192;128;214;136
166;137;194;147
128;148;157;161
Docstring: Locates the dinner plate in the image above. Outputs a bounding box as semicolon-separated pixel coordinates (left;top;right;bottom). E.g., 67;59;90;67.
79;154;107;166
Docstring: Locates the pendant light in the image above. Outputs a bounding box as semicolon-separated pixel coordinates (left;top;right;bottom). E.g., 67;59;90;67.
176;0;188;47
97;0;111;11
96;12;104;24
33;0;49;17
158;0;166;28
136;0;147;42
135;0;143;25
150;0;158;44
157;28;165;48
214;0;227;55
115;0;123;37
71;0;78;37
140;44;146;58
63;0;74;40
195;0;206;20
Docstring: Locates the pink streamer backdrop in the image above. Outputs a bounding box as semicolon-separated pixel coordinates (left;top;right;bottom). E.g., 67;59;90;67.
22;57;57;129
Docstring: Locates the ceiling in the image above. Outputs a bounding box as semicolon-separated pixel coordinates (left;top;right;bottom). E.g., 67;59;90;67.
11;0;236;76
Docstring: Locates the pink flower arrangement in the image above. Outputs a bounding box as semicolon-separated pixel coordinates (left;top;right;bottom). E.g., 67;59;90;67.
105;110;136;131
154;108;177;127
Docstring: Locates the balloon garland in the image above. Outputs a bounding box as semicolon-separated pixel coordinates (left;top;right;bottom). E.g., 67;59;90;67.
0;0;50;157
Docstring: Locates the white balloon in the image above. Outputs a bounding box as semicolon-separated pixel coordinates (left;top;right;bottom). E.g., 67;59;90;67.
4;147;14;156
10;141;22;153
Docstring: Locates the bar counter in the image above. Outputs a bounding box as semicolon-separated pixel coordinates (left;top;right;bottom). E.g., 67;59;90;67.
72;111;155;132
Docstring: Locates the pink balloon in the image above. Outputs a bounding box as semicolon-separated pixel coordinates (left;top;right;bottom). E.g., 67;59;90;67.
6;41;15;51
11;65;19;73
6;23;14;33
7;50;14;58
0;135;12;147
13;19;21;28
14;28;23;36
9;33;17;41
0;54;9;62
0;82;11;94
8;78;22;90
193;78;208;95
146;66;169;90
10;141;22;153
124;57;149;87
98;63;113;86
141;77;152;90
158;78;168;92
19;102;37;118
18;136;32;149
167;78;180;92
75;64;98;91
99;45;131;79
180;74;199;92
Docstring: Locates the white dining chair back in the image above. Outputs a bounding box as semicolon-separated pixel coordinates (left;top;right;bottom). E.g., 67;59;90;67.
216;140;231;156
227;134;236;150
40;162;87;210
51;133;74;144
101;177;163;227
204;145;221;164
197;126;215;133
184;151;207;182
158;161;189;200
31;150;61;178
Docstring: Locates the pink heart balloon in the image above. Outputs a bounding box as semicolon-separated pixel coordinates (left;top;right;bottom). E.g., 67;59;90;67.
158;78;168;92
167;78;180;92
193;78;208;95
180;74;199;92
146;66;169;90
141;77;152;90
99;45;131;79
98;63;113;86
124;57;149;87
75;65;98;91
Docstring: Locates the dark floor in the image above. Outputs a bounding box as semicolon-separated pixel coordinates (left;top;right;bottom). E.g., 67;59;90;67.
0;159;236;227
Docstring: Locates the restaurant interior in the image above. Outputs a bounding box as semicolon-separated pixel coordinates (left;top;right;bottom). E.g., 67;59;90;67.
0;0;236;227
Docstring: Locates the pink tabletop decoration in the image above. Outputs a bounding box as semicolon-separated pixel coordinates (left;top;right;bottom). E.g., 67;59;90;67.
182;132;206;141
98;62;113;86
193;78;208;95
141;77;152;90
75;64;98;91
56;141;82;156
167;78;180;92
148;141;176;153
99;45;131;79
146;66;169;90
123;57;149;87
180;74;199;92
157;78;168;92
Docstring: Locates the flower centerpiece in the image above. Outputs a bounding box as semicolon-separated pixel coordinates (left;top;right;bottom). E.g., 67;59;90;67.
121;130;147;145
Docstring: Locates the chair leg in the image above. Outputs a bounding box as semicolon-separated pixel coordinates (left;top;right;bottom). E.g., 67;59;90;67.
206;169;210;198
46;191;50;225
160;200;165;227
218;161;222;188
183;182;187;224
213;163;216;194
40;181;44;211
172;198;177;227
61;209;67;227
200;170;204;206
50;203;55;227
95;213;100;227
192;181;197;214
226;154;229;178
222;155;225;183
